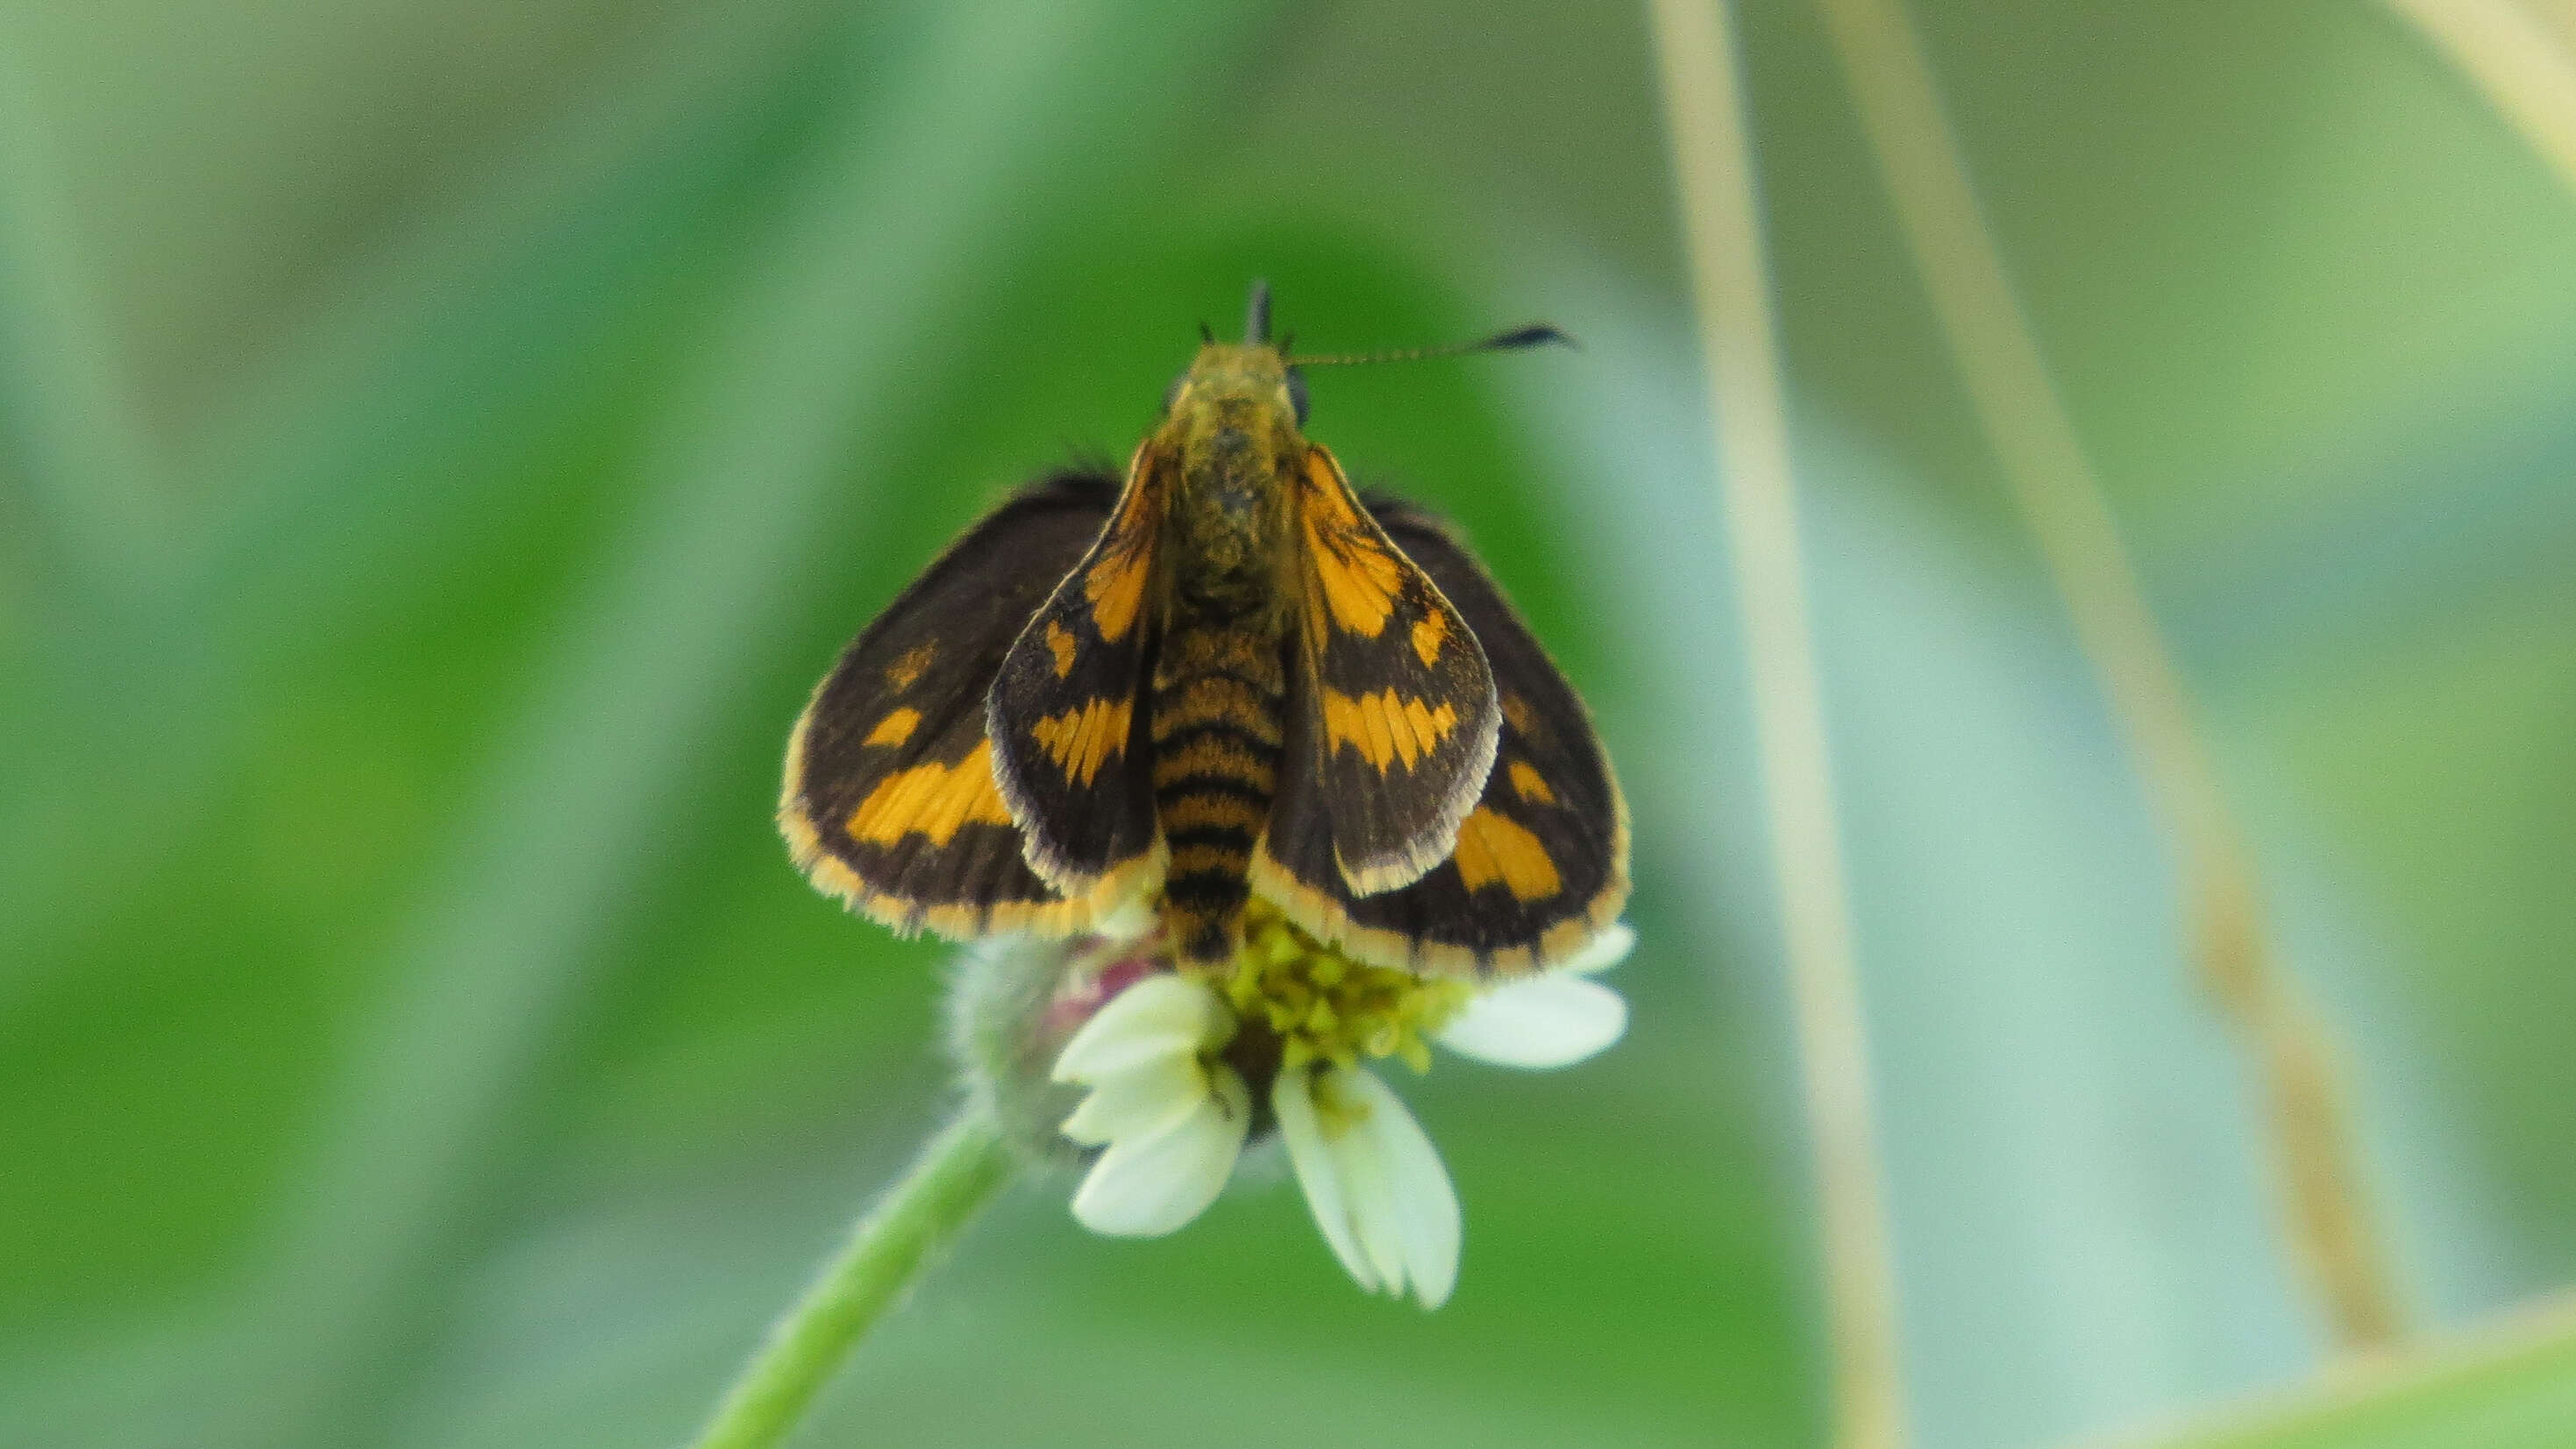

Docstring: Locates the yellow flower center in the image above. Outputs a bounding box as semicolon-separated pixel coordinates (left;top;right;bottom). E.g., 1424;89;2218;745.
1211;902;1471;1076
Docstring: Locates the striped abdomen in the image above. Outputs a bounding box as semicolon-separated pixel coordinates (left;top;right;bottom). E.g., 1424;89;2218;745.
1150;620;1284;962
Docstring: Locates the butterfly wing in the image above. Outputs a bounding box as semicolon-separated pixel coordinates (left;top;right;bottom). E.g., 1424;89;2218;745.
1255;494;1630;976
781;468;1131;939
1272;444;1501;896
984;439;1169;902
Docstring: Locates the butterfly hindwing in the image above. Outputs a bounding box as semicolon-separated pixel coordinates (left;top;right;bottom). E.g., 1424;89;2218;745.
1255;494;1630;976
1277;444;1501;895
780;469;1122;939
984;439;1168;901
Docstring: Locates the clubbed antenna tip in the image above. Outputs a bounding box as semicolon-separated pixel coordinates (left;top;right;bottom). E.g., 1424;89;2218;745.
1477;323;1576;352
1286;321;1577;368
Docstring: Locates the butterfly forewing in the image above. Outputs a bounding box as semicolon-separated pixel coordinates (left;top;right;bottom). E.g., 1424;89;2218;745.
1278;444;1500;896
1255;495;1629;976
985;441;1169;902
781;469;1126;938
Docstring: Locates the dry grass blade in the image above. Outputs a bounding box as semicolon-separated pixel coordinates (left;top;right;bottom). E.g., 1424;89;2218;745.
1811;0;2404;1349
1645;2;1909;1444
2385;0;2576;194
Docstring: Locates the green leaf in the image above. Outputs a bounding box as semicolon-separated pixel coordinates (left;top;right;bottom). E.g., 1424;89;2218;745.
2105;1299;2576;1449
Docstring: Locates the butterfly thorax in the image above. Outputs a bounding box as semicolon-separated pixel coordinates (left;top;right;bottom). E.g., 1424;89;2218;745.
1156;343;1303;608
1145;344;1306;962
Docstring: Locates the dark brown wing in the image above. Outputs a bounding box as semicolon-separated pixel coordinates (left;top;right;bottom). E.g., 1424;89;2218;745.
780;468;1133;939
1254;494;1629;976
1270;445;1500;897
984;438;1167;904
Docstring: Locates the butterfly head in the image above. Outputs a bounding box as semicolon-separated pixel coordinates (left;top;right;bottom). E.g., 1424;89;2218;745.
1168;280;1311;431
1146;286;1312;582
1165;340;1303;429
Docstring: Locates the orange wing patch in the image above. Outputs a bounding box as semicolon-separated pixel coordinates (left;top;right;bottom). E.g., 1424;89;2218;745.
886;643;936;693
1300;453;1407;638
1411;612;1448;665
1083;553;1146;643
1321;687;1461;771
1449;806;1562;903
1064;438;1160;645
864;708;922;747
1028;697;1133;786
1044;619;1078;677
848;739;1014;846
1507;759;1555;804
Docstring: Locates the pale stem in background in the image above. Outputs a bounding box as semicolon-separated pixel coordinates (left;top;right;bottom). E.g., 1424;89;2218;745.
1645;3;1909;1445
686;1112;1013;1449
0;19;167;591
2386;0;2576;195
1811;0;2404;1349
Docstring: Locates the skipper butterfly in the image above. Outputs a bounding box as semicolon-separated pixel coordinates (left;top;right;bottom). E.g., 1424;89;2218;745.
781;284;1626;975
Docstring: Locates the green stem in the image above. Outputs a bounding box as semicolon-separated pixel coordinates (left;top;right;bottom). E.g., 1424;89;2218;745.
685;1112;1014;1449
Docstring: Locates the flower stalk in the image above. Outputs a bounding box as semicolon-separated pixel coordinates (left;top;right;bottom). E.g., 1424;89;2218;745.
684;1111;1013;1449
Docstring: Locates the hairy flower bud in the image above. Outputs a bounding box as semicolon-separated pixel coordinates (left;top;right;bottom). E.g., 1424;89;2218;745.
943;906;1165;1168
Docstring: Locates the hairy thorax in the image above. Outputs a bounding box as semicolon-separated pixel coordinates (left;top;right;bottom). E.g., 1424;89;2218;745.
1159;346;1301;620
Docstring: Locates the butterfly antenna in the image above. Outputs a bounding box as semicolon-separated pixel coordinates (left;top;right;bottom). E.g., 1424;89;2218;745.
1288;322;1575;367
1244;280;1272;344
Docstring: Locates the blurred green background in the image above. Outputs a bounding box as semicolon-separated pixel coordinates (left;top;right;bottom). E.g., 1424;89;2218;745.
6;2;2575;1445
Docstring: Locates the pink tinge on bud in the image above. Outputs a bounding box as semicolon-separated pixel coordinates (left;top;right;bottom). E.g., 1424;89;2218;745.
1040;948;1171;1042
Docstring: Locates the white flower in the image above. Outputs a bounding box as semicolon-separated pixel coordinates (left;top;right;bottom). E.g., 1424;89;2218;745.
1052;973;1249;1236
1050;919;1636;1306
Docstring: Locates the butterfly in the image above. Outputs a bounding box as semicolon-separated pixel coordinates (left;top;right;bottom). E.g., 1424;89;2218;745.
779;283;1627;976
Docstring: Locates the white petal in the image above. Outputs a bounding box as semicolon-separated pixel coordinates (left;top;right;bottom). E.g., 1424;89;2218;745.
1341;1069;1461;1309
1051;973;1229;1083
1059;1055;1206;1147
1561;920;1637;976
1273;1068;1377;1292
1330;1081;1409;1294
1436;973;1627;1069
1070;1064;1249;1236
